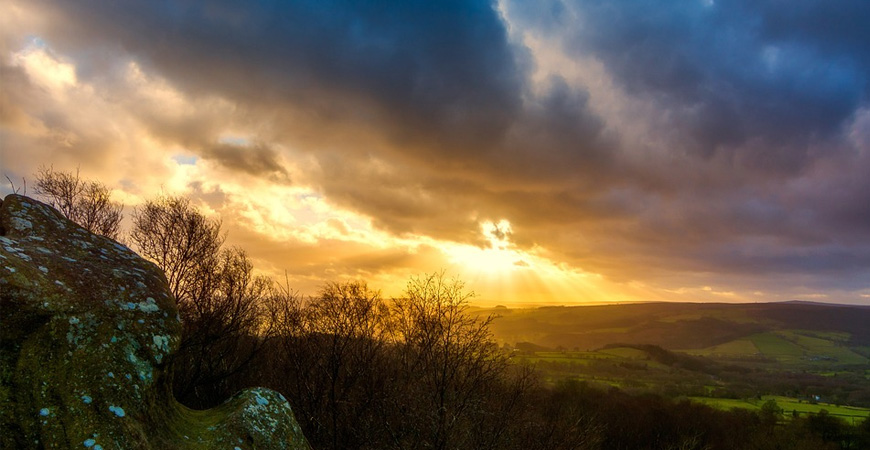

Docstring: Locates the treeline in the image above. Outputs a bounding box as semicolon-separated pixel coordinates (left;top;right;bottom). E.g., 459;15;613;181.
29;168;870;450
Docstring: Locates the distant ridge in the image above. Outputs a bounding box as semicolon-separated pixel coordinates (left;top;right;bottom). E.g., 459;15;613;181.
478;300;870;351
779;299;870;309
477;299;870;310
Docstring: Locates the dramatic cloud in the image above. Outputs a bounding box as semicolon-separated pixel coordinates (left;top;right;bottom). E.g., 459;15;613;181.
1;0;868;304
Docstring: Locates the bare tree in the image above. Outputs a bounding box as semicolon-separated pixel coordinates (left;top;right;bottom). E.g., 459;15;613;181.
387;272;511;450
33;166;123;240
174;247;275;405
270;281;390;449
262;272;537;450
130;194;273;407
130;194;224;306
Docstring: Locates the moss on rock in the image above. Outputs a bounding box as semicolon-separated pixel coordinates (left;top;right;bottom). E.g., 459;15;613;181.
0;195;309;449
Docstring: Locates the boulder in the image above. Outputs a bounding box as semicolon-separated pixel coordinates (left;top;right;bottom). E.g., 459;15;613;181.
0;194;309;449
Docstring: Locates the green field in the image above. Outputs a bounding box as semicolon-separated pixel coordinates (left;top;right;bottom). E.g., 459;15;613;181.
778;330;868;365
493;302;870;411
749;333;805;362
685;330;869;367
688;338;759;357
689;396;870;424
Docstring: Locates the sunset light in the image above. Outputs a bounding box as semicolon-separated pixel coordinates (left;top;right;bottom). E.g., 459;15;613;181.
4;2;870;448
1;0;869;307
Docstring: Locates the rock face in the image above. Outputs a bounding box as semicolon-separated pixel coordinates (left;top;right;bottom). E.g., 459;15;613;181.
0;195;309;449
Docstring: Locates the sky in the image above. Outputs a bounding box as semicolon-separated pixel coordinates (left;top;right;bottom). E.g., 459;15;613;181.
1;0;869;306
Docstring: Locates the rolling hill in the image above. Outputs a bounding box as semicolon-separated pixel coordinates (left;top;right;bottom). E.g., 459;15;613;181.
476;301;870;357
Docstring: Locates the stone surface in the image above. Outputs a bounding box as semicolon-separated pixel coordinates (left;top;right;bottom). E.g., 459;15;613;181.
0;195;309;449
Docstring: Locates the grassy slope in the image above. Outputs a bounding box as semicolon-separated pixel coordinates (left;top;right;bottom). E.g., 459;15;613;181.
486;302;870;409
689;395;870;422
481;302;870;361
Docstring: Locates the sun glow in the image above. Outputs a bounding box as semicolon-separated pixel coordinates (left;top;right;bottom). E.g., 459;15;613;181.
439;220;580;304
435;219;659;305
444;243;528;276
444;220;528;276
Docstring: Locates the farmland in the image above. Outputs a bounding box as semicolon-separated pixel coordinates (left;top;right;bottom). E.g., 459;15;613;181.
688;396;870;424
474;301;870;409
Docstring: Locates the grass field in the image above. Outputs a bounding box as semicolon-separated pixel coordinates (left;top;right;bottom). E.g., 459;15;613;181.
688;395;870;424
688;338;759;357
684;330;870;367
749;333;805;362
778;331;868;365
495;303;870;412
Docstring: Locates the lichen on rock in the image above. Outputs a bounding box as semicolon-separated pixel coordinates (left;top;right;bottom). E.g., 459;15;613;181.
0;195;309;449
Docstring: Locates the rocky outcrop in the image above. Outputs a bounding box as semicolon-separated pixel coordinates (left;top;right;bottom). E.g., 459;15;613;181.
0;195;309;449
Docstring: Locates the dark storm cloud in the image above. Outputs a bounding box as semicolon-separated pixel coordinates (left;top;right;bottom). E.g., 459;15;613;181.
28;0;619;215
549;0;867;169
202;142;290;182
34;0;527;155
8;0;870;299
734;0;870;69
489;0;870;296
34;0;621;187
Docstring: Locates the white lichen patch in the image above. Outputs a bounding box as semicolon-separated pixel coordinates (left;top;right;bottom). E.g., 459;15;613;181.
138;297;160;313
2;242;32;261
235;387;300;443
112;269;129;279
108;405;125;417
65;315;91;346
152;335;170;354
123;343;155;382
150;334;172;363
73;239;94;250
255;393;270;406
9;216;33;231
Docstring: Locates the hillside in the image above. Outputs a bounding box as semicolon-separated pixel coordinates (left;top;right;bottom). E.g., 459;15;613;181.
477;301;870;353
474;301;870;411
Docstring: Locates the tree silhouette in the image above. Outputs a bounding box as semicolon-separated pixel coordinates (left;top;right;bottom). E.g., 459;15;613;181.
34;166;123;240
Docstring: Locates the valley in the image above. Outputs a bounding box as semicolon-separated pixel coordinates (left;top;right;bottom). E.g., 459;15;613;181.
475;301;870;419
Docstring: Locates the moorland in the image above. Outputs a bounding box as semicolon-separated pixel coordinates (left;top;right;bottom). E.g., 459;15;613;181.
476;301;870;423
